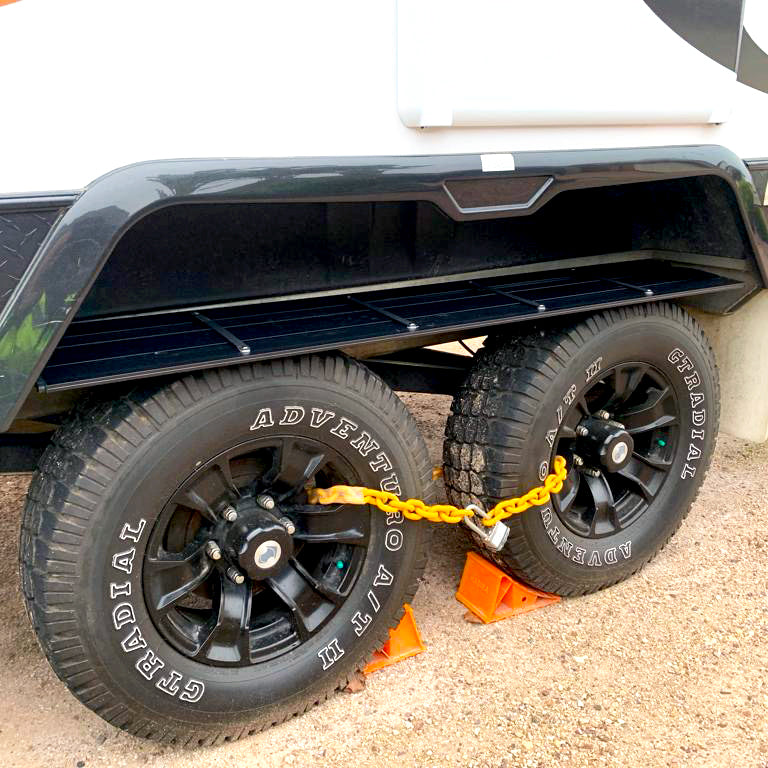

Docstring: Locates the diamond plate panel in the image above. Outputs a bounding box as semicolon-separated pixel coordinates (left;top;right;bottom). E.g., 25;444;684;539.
0;209;60;312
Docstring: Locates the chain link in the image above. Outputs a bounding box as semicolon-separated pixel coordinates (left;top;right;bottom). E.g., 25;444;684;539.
307;456;568;527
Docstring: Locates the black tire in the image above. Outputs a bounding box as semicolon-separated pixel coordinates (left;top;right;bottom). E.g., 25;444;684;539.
20;356;432;744
444;303;719;596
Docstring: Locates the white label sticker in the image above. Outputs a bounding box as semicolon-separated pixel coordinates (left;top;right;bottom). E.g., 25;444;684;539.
480;153;516;173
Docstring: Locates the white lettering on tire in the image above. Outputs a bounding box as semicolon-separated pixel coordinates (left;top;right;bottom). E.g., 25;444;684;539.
108;516;206;703
112;602;136;630
249;408;274;431
155;670;183;697
585;356;603;382
309;408;335;429
317;638;345;670
111;548;135;575
330;417;358;440
668;348;707;480
373;565;394;587
385;529;404;552
350;431;381;457
109;580;131;599
120;626;147;653
179;680;205;704
350;611;372;637
279;406;305;425
120;519;146;543
136;649;165;681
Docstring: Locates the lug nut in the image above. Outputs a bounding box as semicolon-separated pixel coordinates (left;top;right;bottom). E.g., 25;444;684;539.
596;409;611;420
576;425;589;437
583;468;602;478
280;516;296;535
226;567;245;585
572;454;584;467
205;541;222;561
257;494;275;510
221;505;238;522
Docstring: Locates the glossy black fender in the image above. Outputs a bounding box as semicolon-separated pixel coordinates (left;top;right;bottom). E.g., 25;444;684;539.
1;145;767;432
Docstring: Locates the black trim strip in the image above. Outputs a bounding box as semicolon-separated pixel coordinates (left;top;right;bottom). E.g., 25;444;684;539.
0;192;80;212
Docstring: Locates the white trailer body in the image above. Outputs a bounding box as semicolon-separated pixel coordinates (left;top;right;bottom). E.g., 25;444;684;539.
1;0;768;193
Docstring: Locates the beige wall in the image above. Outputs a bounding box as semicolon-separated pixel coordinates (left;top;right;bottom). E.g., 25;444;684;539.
691;290;768;443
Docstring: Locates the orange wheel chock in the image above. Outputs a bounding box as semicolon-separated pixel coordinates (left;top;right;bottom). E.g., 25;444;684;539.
363;603;426;675
456;551;560;623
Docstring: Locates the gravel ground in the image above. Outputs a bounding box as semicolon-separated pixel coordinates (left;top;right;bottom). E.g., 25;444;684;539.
0;386;766;767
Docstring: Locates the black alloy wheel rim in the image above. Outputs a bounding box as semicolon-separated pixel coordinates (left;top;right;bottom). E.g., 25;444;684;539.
552;362;680;539
143;436;370;667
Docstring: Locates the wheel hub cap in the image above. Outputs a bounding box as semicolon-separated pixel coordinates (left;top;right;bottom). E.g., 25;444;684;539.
577;416;634;473
229;497;293;579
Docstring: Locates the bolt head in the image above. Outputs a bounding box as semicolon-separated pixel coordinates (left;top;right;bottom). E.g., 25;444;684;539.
281;517;296;535
227;568;245;585
576;425;589;437
222;506;238;522
206;541;222;561
596;410;611;420
257;494;275;511
573;455;584;467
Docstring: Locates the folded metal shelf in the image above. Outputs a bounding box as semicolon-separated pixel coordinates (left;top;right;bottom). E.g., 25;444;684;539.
39;261;741;391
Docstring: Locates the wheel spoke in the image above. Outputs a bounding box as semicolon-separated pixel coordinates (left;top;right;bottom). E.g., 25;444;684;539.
556;470;581;516
194;575;252;664
620;387;677;434
617;457;662;501
291;504;369;545
289;557;345;604
211;455;241;499
264;438;326;500
558;402;584;440
631;450;672;470
584;472;620;536
169;487;218;523
267;561;336;640
575;395;591;418
609;364;649;408
145;543;213;612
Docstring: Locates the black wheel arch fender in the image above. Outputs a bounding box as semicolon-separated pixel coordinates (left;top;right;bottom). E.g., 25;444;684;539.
1;145;766;433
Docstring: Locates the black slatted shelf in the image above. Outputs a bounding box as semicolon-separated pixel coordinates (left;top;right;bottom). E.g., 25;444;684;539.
40;261;741;391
